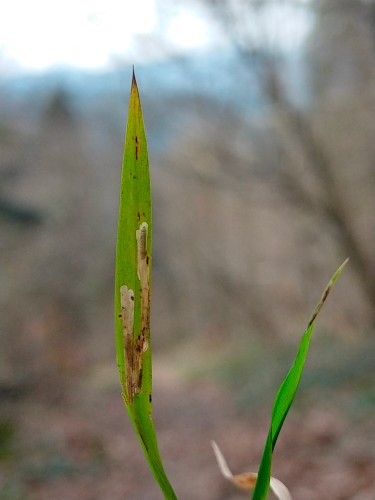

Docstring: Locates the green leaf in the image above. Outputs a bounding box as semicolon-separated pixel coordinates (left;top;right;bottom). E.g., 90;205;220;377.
252;258;349;500
115;70;177;500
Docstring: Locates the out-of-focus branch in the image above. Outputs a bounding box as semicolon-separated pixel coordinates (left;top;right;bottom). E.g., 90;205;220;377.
265;67;375;306
0;197;42;226
204;0;375;310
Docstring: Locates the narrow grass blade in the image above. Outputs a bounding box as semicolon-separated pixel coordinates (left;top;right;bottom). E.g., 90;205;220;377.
115;70;177;500
252;258;348;500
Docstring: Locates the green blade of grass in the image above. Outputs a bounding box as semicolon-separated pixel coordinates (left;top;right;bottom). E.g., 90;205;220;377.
115;70;177;500
252;258;349;500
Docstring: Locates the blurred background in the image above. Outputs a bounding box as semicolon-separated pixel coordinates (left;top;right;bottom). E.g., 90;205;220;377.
0;0;374;498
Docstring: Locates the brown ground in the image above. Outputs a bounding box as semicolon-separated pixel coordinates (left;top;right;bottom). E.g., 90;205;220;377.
1;357;374;500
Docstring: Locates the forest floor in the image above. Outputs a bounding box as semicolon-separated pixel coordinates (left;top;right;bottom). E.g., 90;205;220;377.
1;347;374;500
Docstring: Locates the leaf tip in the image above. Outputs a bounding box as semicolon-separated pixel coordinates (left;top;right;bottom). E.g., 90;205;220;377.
331;257;349;285
132;65;137;87
211;441;233;479
270;477;293;500
307;257;349;328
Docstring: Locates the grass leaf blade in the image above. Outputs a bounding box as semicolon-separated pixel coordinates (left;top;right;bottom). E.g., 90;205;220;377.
252;259;348;499
115;70;177;500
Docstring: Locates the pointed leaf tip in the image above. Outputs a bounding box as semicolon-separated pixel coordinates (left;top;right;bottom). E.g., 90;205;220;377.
132;65;137;86
307;258;349;328
330;257;349;286
211;441;233;479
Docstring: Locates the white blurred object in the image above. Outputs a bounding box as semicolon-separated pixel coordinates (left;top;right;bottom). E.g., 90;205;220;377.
212;440;292;500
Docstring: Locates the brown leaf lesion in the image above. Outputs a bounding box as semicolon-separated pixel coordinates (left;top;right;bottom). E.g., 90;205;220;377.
136;222;150;352
120;285;136;401
120;222;150;403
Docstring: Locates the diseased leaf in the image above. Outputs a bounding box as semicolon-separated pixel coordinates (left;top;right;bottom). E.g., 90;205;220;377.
115;70;177;500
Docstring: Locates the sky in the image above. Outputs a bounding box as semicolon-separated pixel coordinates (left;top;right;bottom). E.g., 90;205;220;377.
0;0;218;72
0;0;312;73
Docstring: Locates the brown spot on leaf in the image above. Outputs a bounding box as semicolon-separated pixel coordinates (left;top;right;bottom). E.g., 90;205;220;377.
120;222;150;403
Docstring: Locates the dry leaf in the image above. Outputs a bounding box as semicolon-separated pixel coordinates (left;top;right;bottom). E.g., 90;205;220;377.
212;441;292;500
